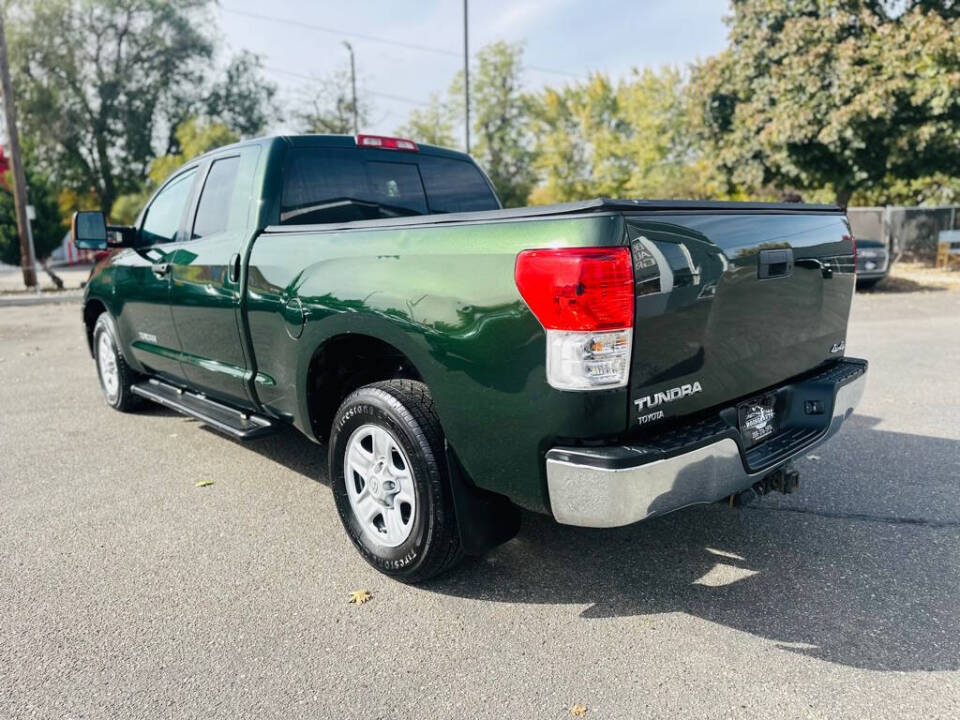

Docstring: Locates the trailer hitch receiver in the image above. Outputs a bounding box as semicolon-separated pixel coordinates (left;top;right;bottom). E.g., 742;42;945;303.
731;462;800;507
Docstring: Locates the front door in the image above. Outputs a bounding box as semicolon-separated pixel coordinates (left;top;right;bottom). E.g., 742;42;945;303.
168;151;255;408
114;167;198;383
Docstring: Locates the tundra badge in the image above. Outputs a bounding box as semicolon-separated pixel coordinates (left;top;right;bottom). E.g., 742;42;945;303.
635;381;703;412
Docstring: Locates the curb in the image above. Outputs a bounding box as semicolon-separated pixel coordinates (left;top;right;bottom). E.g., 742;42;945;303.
0;291;83;307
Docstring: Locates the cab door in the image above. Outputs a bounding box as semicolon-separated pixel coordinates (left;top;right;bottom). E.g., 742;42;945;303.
168;150;257;408
113;167;198;383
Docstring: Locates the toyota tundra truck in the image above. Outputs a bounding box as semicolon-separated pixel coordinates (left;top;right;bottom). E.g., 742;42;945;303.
72;134;867;582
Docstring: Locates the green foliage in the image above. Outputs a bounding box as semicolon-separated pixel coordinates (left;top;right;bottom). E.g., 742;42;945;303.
203;51;278;137
149;118;239;186
851;173;960;206
453;42;536;207
8;0;276;216
528;69;716;205
688;0;960;205
395;93;457;148
395;42;536;206
6;0;958;228
0;170;63;265
111;118;238;225
527;75;622;203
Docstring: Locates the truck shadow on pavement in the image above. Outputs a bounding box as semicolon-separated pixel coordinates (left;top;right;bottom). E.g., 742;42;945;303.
431;415;960;674
219;412;959;673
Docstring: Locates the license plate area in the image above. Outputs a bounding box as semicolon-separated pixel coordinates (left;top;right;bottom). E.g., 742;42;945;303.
738;394;778;448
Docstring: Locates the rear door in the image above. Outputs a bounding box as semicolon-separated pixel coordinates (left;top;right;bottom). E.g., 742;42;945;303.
168;149;259;408
626;211;855;428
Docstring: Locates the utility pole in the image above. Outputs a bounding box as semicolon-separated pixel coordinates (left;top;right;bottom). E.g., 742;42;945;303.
463;0;470;154
343;41;358;135
0;12;37;289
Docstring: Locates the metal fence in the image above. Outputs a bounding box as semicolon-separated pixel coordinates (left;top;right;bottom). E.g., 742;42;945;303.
847;206;960;263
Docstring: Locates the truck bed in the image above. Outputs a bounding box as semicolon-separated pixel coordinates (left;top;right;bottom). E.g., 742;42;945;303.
262;198;843;235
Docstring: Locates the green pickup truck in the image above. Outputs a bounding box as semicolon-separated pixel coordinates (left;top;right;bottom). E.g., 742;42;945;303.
73;134;867;582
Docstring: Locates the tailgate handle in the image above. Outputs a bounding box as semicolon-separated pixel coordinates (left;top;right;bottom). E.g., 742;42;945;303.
758;248;793;279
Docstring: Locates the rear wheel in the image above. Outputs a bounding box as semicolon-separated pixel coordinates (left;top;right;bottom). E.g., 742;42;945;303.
329;380;462;583
93;313;140;412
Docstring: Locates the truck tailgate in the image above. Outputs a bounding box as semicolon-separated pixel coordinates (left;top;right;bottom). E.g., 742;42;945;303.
626;211;855;428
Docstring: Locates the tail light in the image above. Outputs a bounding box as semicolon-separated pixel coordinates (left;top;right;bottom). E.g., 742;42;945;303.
515;247;634;390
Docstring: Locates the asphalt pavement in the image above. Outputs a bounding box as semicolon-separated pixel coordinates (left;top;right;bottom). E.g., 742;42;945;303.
1;290;959;719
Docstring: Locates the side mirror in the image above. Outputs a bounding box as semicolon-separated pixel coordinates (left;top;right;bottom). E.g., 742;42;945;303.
71;211;108;250
71;211;138;249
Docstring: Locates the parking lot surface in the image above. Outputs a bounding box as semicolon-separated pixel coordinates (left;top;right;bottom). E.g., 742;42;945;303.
2;291;959;719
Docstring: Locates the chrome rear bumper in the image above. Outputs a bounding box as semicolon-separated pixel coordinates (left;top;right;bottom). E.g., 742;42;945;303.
546;359;867;528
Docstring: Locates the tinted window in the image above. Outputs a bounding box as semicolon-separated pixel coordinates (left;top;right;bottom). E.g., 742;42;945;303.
192;156;241;239
280;148;499;225
141;169;197;244
418;156;499;213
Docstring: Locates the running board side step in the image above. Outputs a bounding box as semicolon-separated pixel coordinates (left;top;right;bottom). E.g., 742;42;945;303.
131;379;275;439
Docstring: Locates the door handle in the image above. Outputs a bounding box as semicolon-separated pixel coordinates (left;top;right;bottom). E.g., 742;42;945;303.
758;248;793;279
151;262;170;277
228;253;241;284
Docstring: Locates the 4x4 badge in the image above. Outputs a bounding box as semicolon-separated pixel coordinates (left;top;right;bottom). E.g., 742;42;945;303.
830;341;845;353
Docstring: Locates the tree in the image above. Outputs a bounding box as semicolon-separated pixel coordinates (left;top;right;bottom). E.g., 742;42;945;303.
618;68;713;200
0;168;62;265
297;63;372;134
528;69;714;205
111;117;238;225
7;0;276;215
452;42;535;207
203;51;277;138
395;93;457;148
527;75;623;204
688;0;960;206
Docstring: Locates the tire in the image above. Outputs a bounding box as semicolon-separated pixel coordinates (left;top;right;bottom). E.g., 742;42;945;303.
856;278;881;290
329;380;463;583
92;313;140;412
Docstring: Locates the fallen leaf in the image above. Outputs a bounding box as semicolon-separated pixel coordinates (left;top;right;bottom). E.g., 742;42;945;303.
195;480;215;488
806;454;821;461
348;589;372;605
571;704;587;717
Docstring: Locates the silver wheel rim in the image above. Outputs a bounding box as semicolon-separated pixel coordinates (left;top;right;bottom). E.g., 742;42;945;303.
344;424;417;548
97;332;120;402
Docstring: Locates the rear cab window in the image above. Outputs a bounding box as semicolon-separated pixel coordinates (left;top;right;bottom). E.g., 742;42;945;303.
279;147;499;225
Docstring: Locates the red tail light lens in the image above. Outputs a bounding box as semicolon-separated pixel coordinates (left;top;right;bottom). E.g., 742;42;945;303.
514;247;634;331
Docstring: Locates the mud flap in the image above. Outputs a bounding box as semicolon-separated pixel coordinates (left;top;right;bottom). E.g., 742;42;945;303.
445;441;521;556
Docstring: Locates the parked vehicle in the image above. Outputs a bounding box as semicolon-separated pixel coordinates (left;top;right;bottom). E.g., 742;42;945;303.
73;134;867;582
855;238;890;289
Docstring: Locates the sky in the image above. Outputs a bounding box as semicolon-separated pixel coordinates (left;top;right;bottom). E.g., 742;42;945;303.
215;0;731;143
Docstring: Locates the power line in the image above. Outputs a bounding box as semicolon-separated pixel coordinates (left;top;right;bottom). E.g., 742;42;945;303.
262;65;433;107
220;6;581;80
